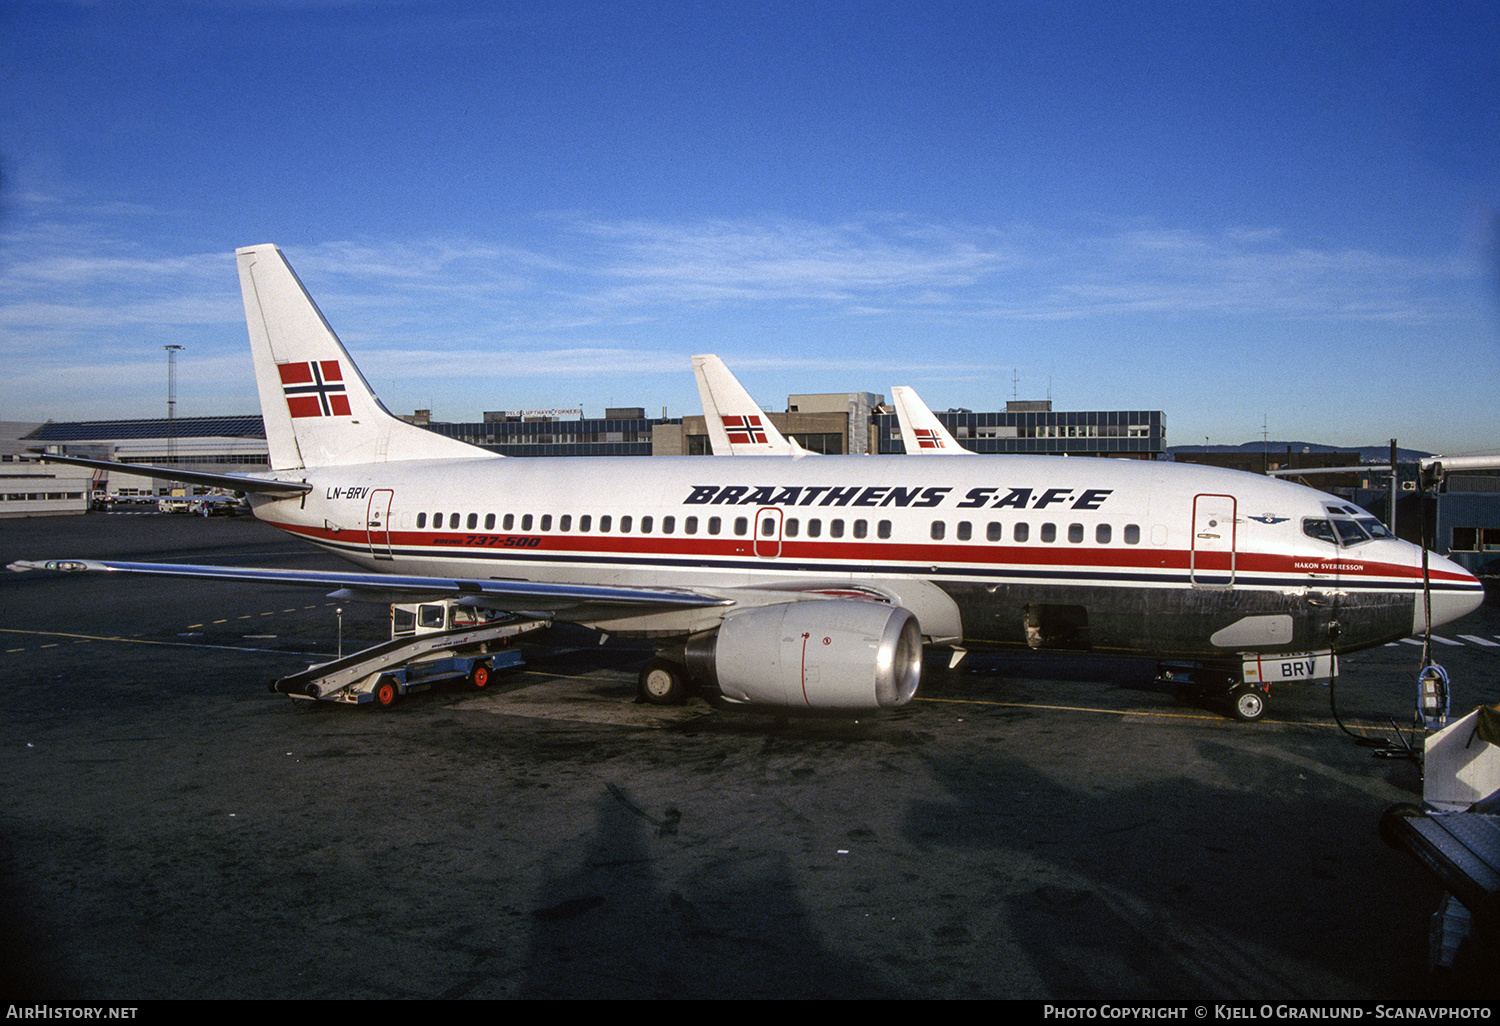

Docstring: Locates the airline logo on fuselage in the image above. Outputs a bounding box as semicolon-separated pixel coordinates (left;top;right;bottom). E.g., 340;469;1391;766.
684;484;1114;510
279;360;350;419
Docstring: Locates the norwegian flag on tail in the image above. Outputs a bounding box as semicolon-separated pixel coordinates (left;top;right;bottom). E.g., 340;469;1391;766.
913;428;946;450
721;415;769;445
278;361;351;418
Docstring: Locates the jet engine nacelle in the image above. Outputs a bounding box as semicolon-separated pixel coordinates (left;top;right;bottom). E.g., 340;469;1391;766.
685;600;922;709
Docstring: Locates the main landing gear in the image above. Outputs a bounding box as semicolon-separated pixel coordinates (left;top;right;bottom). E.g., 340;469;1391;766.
1157;662;1270;723
637;657;694;706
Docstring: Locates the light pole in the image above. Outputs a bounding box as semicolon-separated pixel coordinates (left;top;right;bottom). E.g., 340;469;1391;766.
163;345;184;464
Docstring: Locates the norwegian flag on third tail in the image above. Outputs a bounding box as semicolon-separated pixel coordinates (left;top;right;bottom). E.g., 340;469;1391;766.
278;361;351;418
721;415;769;445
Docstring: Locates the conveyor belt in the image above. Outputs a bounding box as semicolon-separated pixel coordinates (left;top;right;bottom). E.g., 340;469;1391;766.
1381;804;1500;947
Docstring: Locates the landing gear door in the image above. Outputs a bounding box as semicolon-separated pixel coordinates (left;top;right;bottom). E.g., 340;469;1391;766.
1191;493;1236;587
367;488;394;561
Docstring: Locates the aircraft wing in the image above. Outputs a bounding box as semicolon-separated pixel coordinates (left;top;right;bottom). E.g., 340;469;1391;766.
890;386;972;455
691;354;813;456
30;453;312;497
6;559;732;622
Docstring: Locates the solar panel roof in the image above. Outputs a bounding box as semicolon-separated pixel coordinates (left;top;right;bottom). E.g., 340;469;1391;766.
29;416;266;442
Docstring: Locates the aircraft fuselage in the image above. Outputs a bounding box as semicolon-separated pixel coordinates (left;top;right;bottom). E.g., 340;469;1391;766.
248;451;1478;662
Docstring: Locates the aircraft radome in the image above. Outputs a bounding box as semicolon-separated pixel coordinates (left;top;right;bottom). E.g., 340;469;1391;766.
12;244;1484;721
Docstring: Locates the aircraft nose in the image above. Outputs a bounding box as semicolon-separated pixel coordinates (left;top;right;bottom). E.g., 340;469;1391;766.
1416;552;1486;633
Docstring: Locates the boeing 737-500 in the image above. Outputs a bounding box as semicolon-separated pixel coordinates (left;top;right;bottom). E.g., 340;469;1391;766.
12;244;1484;720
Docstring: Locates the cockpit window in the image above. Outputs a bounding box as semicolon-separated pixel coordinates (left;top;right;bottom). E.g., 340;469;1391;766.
1303;519;1337;544
1332;519;1370;545
1307;515;1383;547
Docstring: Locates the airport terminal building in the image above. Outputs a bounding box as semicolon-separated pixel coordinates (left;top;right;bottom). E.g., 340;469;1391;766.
17;395;1167;498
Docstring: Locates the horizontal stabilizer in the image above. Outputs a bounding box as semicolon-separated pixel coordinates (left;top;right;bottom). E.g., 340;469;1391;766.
32;453;312;496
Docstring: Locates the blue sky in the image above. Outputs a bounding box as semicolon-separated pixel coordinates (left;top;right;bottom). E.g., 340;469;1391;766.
2;0;1497;454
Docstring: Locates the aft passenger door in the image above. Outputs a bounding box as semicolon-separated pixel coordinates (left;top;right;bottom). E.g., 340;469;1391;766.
1190;494;1236;586
367;489;394;561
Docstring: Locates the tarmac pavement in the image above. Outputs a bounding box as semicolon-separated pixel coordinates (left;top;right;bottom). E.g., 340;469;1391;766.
2;511;1497;1000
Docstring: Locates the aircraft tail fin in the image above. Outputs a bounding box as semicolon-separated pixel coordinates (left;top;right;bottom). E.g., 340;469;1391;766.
891;386;972;455
236;244;487;470
691;354;812;456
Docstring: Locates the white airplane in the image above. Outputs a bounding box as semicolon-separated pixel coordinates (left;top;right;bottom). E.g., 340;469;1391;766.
691;354;813;456
12;244;1486;721
891;385;971;455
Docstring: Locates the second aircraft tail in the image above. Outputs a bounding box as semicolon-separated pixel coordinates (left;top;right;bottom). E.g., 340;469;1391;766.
691;354;812;456
891;386;972;455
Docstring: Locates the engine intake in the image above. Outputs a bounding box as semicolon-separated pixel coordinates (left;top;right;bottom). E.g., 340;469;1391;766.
685;600;922;709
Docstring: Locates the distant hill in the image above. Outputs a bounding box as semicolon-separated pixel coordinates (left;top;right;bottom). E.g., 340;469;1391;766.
1167;441;1433;464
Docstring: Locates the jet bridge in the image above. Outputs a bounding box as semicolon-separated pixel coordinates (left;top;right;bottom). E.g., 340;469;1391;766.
274;600;549;707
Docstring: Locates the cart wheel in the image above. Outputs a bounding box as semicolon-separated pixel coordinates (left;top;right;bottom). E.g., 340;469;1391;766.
468;660;492;690
1228;684;1266;722
372;678;399;709
638;658;690;705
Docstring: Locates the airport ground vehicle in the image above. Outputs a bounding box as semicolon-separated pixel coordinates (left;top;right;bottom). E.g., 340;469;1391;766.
273;599;548;707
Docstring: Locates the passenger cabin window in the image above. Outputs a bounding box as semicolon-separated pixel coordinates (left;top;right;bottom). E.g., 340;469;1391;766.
685;516;698;534
987;522;1002;542
708;517;721;535
957;521;971;541
417;512;427;529
467;513;478;530
600;515;612;532
1096;524;1112;544
579;514;591;532
503;514;515;531
785;518;799;537
878;520;891;539
484;513;495;530
1068;524;1084;543
734;517;748;536
931;521;945;540
1124;524;1141;545
853;520;867;539
620;515;632;532
1040;523;1056;543
1014;523;1030;542
662;516;674;534
641;516;652;533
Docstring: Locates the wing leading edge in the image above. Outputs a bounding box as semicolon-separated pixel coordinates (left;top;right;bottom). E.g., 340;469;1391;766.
6;559;732;622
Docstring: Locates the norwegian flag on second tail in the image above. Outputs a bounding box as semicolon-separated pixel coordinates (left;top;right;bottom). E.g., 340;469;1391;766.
278;361;350;418
721;415;769;445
